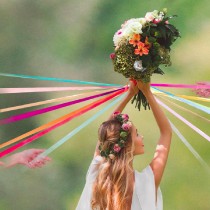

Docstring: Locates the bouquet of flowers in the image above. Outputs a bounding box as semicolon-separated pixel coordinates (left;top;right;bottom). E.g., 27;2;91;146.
110;9;180;110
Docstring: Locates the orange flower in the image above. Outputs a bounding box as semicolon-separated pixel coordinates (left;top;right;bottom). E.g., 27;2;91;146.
145;37;151;49
134;42;149;56
129;34;141;47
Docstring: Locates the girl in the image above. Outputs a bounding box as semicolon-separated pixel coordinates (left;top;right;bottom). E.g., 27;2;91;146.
76;80;172;210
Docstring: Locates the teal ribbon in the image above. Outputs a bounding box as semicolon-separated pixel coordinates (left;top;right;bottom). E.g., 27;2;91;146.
0;73;122;87
152;87;210;114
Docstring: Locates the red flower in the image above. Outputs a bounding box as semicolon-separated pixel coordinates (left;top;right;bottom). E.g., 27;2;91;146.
153;18;161;24
113;144;121;153
121;114;129;121
110;53;116;59
113;111;121;118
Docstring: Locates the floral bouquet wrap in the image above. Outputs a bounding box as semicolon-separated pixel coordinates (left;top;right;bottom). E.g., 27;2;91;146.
110;9;180;110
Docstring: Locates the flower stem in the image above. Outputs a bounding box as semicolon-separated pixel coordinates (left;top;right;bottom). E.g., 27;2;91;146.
131;90;150;111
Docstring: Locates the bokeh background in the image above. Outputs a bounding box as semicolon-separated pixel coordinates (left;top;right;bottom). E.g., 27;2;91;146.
0;0;210;209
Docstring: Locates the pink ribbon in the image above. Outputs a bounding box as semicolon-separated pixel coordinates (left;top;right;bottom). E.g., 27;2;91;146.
151;83;210;89
0;89;126;158
0;88;124;125
0;86;114;94
156;98;210;142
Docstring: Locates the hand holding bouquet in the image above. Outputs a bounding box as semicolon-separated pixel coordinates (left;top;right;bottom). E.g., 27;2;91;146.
110;9;180;110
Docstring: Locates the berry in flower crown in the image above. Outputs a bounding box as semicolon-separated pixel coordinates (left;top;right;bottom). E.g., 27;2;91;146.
110;8;180;110
98;112;132;160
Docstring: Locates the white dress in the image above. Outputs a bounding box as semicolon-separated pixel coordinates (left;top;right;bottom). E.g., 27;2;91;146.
76;156;163;210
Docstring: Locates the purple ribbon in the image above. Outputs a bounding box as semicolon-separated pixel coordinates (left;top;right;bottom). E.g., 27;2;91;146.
0;88;125;125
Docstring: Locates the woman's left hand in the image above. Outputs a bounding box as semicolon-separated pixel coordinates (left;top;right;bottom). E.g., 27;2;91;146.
128;79;139;96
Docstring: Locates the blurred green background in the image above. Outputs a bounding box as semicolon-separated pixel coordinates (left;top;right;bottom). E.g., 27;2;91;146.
0;0;210;209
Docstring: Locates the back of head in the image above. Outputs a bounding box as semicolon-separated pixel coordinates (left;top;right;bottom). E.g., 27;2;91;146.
91;113;134;210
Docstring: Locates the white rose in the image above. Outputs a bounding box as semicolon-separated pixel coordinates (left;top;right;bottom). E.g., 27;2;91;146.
134;60;146;72
123;22;142;39
145;12;155;22
137;18;147;26
152;10;159;17
145;10;160;22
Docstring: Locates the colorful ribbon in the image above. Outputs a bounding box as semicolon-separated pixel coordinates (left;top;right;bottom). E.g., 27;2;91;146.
169;120;210;174
0;86;113;94
1;73;210;88
156;98;210;142
175;95;210;102
151;83;210;89
40;93;126;157
0;73;122;87
153;90;210;102
0;91;100;113
0;88;126;154
157;96;210;123
153;87;210;114
0;88;125;125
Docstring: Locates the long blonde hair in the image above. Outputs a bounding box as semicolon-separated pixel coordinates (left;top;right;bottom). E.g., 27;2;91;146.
91;119;134;210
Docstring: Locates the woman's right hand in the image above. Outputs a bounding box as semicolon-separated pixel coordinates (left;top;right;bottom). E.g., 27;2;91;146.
136;80;151;94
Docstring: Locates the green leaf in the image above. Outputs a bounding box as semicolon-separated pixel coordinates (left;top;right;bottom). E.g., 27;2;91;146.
148;37;156;43
165;24;178;34
154;68;165;75
158;25;167;40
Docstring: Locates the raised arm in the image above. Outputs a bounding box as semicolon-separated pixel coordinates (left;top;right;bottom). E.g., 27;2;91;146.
94;80;138;157
108;80;139;119
137;81;172;188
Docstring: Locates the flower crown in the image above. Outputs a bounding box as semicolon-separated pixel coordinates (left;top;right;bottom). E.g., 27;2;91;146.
110;8;180;83
98;111;132;160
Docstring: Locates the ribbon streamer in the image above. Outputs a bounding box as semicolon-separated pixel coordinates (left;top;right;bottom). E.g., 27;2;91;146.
156;98;210;142
0;90;106;113
151;83;210;89
153;87;210;114
40;93;126;157
0;88;124;125
169;120;210;174
0;88;126;153
157;96;210;123
153;90;210;102
0;73;121;87
0;86;113;94
175;95;210;102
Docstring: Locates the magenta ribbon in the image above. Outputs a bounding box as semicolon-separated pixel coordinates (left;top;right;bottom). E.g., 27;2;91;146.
0;88;124;125
0;89;125;158
151;83;210;89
